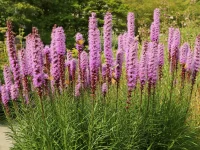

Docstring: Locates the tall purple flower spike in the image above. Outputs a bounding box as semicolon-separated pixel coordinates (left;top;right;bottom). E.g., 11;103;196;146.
192;35;200;85
80;51;88;86
168;28;175;60
70;59;77;81
31;27;44;90
103;12;114;84
89;12;99;97
127;12;135;38
158;44;164;67
3;65;12;91
55;27;66;55
147;42;158;87
179;43;189;65
18;49;27;78
50;25;61;88
185;49;193;72
127;39;138;92
153;8;160;42
118;34;124;51
25;34;33;76
115;50;124;82
139;42;148;89
1;85;9;106
10;84;19;100
6;21;21;88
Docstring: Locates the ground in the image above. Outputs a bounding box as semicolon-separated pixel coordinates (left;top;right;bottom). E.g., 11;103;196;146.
0;125;12;150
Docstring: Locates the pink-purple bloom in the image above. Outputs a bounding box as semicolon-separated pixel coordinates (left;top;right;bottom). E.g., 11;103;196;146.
3;65;12;91
115;50;124;81
1;85;9;106
102;83;108;95
75;33;84;52
193;35;200;72
127;12;135;38
179;43;189;65
158;44;164;66
55;27;66;55
10;84;19;100
185;49;193;72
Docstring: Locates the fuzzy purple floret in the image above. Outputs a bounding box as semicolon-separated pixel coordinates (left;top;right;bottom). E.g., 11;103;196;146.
139;42;148;87
153;8;160;42
103;12;114;69
25;34;33;76
1;85;9;105
123;32;128;52
70;59;77;76
118;34;123;50
55;27;66;55
10;84;19;100
3;66;12;91
127;39;138;91
158;44;164;66
193;35;200;72
18;49;27;78
179;43;189;65
102;63;107;78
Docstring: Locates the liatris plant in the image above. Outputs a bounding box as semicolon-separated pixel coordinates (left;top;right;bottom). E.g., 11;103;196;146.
102;63;107;83
179;43;189;83
18;49;29;103
1;85;9;115
170;28;180;73
3;65;12;92
31;27;44;97
139;42;148;93
55;27;66;89
6;21;21;88
191;34;200;86
103;12;113;85
80;51;88;87
185;48;193;79
10;84;19;101
89;13;99;99
158;43;164;80
43;45;51;75
102;82;108;99
126;39;138;107
168;28;175;63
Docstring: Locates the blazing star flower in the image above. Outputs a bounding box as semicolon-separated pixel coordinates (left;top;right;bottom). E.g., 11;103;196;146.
10;84;19;100
55;27;66;55
25;34;33;76
147;42;158;86
193;35;200;72
127;39;138;91
127;12;135;38
115;50;124;81
139;42;148;88
179;43;189;65
6;21;21;88
158;44;164;67
18;49;27;78
1;85;9;106
104;12;114;83
185;49;193;72
168;28;175;58
80;51;88;73
3;65;12;91
31;27;44;89
75;33;84;52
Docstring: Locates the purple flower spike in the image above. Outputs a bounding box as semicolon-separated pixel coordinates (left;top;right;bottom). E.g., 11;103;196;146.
70;59;77;81
102;83;108;96
18;49;27;78
6;21;21;88
185;49;193;72
179;43;189;65
104;12;114;84
102;63;107;82
80;51;88;72
10;84;19;100
123;32;128;52
115;50;124;81
89;12;99;97
127;12;135;38
139;42;148;88
171;28;180;58
168;28;175;54
127;39;138;92
158;44;164;66
193;35;200;72
118;34;123;50
3;65;12;91
25;34;33;76
1;85;9;106
32;27;44;89
150;22;156;42
55;27;66;55
147;42;158;86
153;8;160;42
